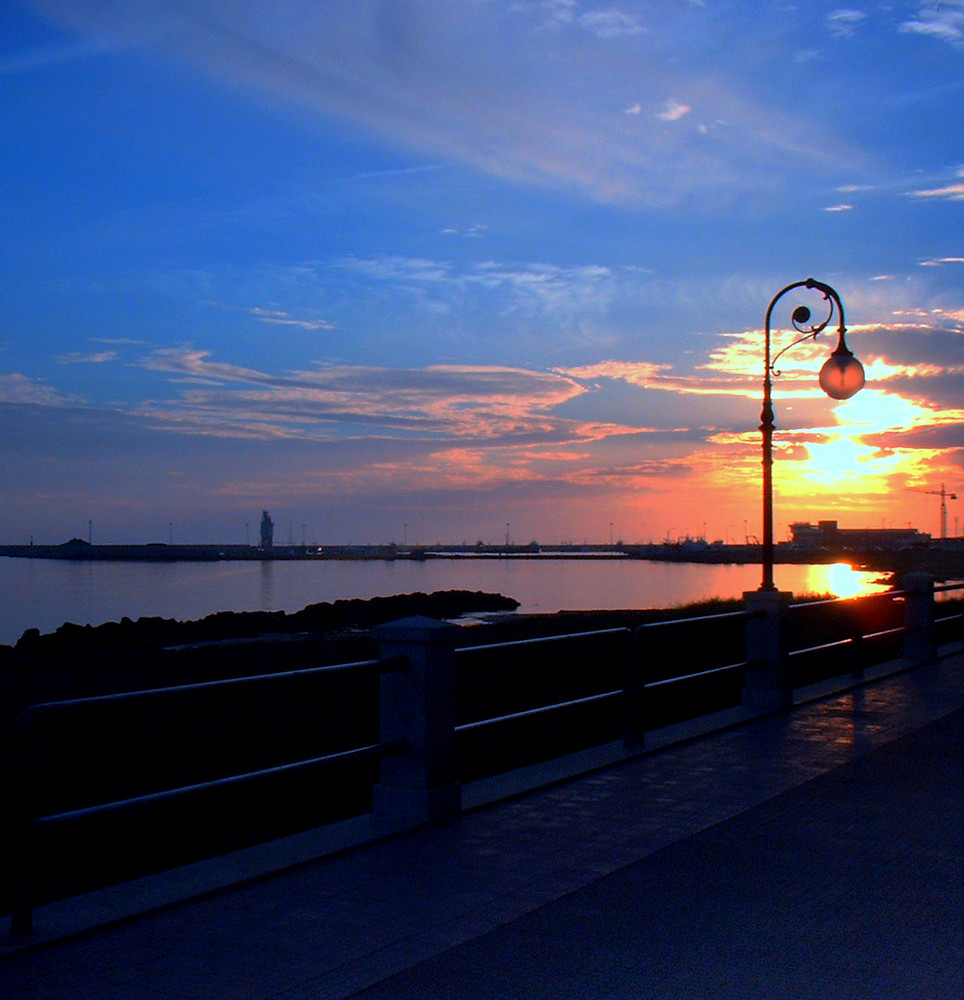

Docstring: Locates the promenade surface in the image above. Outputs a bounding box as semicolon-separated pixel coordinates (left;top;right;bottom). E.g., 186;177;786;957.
2;651;962;999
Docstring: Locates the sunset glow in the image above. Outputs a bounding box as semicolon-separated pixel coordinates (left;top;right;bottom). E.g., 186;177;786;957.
1;2;962;546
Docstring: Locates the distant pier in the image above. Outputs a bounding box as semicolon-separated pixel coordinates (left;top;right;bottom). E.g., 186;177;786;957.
0;538;748;562
1;536;960;578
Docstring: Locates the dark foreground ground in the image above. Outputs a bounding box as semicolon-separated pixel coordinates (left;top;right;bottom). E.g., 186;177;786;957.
2;649;961;999
1;586;957;917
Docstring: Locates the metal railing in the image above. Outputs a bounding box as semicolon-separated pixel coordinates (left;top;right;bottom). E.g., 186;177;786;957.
6;577;962;934
7;656;407;934
453;628;634;779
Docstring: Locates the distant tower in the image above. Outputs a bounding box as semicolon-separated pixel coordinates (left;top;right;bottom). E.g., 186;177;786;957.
260;510;274;549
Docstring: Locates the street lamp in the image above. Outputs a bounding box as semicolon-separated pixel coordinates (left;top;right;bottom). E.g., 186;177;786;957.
759;278;865;591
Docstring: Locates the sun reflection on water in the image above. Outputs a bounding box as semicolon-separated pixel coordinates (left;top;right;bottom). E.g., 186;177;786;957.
800;562;890;600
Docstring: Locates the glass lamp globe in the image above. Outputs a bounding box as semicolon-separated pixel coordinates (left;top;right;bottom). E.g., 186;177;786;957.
818;350;865;400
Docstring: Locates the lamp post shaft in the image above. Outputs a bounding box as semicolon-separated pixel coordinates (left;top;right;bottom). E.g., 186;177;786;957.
759;281;791;593
760;372;776;591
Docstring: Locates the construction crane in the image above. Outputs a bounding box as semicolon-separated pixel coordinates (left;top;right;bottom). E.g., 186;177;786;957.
907;483;957;539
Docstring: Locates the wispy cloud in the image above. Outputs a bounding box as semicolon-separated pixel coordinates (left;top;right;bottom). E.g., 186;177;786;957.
826;9;868;38
823;203;854;212
518;1;645;37
0;373;83;405
137;349;600;443
205;301;336;330
334;254;626;324
248;308;335;331
440;224;489;238
27;0;862;208
0;36;128;75
909;166;964;200
576;8;646;38
350;163;449;182
57;351;119;364
655;100;691;122
920;256;964;266
900;1;964;48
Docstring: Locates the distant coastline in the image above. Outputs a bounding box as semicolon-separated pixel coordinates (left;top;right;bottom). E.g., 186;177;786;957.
0;538;741;563
1;537;962;579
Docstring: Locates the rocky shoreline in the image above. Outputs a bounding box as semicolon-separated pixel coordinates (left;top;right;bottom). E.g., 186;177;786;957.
7;589;520;655
0;591;752;734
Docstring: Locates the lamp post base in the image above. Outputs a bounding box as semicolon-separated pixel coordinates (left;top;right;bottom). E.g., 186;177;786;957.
742;589;792;711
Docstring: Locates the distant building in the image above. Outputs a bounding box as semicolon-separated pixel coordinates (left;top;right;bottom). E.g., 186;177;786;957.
260;510;274;549
789;520;928;551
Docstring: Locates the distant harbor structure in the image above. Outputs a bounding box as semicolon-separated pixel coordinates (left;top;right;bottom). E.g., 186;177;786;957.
0;513;959;578
260;510;274;550
788;520;928;552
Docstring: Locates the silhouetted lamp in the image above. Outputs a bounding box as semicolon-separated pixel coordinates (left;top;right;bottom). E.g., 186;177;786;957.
818;330;865;400
759;278;864;591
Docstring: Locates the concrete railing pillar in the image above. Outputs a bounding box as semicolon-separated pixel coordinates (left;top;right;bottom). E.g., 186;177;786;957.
372;616;462;825
742;590;792;711
902;572;936;666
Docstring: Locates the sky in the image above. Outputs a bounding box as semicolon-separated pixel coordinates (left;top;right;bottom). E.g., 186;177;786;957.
1;0;963;548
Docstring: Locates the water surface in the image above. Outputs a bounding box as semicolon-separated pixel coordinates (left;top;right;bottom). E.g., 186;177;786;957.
0;556;887;646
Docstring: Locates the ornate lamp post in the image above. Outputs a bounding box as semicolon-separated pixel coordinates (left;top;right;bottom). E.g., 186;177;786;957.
758;278;865;591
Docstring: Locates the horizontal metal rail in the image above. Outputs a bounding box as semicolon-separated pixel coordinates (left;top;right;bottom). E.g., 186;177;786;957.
455;689;621;733
32;739;407;829
935;581;964;635
455;627;630;657
13;655;407;733
636;609;749;630
787;637;853;658
645;661;744;689
862;626;906;641
9;734;407;935
455;629;631;734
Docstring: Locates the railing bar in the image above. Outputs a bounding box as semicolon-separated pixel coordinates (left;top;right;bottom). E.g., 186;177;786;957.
637;610;749;630
32;740;407;827
644;662;744;688
935;612;964;623
788;638;853;657
862;626;906;640
788;624;908;660
790;590;905;609
455;690;620;733
455;628;631;657
14;656;405;726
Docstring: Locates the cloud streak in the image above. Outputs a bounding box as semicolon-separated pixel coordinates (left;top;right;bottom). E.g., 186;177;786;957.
26;0;865;208
900;1;964;48
909;166;964;201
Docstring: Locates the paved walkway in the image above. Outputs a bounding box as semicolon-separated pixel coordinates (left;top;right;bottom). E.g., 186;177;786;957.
2;654;962;999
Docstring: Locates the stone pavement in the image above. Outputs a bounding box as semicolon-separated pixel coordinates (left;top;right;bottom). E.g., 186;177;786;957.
1;653;962;999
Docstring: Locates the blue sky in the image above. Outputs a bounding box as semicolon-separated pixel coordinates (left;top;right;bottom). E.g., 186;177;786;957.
1;0;963;546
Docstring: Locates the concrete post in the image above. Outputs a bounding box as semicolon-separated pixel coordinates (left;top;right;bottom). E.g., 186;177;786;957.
742;590;792;710
902;572;936;666
623;628;647;749
372;616;462;824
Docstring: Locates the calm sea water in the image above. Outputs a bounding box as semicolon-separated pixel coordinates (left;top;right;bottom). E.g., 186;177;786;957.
0;556;888;647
